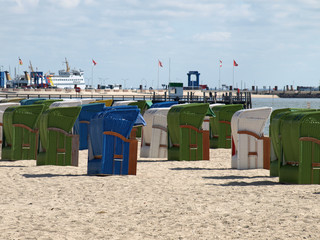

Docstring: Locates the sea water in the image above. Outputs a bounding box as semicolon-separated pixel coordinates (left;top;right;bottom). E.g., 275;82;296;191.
252;97;320;135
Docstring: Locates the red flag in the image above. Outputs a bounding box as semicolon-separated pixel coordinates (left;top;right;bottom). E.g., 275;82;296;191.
158;60;163;67
19;57;23;65
233;60;238;67
92;59;97;66
219;60;222;67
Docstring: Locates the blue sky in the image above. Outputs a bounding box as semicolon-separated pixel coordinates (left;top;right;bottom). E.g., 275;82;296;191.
0;0;319;89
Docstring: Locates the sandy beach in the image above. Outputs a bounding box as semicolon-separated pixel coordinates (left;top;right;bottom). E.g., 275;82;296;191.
1;143;319;240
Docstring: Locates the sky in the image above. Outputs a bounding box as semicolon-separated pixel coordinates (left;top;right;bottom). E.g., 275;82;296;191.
0;0;320;89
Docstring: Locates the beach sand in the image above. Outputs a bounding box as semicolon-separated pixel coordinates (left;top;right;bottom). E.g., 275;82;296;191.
1;144;319;239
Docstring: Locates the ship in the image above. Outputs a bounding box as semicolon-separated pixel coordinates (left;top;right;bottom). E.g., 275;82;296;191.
3;58;86;89
45;58;86;89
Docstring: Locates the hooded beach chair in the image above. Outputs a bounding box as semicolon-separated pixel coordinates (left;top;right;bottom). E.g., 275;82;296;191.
269;108;315;176
140;107;171;158
167;103;210;161
20;98;46;105
149;101;178;109
80;99;96;105
278;111;320;184
49;99;82;108
90;99;113;107
128;101;151;137
87;107;140;175
2;104;44;160
231;107;272;169
0;98;25;103
37;106;81;166
112;100;137;106
210;104;243;149
0;103;20;156
73;103;106;150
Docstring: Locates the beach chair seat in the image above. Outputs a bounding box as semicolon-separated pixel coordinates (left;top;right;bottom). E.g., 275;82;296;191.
210;104;243;149
167;103;210;161
231;107;272;169
37;107;81;166
87;107;141;175
73;103;105;150
2;104;44;160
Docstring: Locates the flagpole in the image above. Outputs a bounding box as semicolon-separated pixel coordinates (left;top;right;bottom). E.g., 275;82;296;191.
169;58;171;83
91;65;94;88
219;63;221;90
233;63;234;88
157;61;159;90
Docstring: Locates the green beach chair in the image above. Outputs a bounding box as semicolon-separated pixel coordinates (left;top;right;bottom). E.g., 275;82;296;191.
209;104;243;148
1;104;45;160
37;106;81;166
269;108;316;177
167;103;210;161
278;111;320;184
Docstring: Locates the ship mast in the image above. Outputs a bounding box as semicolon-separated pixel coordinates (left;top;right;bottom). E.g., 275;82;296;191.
65;57;70;72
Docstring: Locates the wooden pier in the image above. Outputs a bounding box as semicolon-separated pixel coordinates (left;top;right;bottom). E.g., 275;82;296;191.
0;89;252;109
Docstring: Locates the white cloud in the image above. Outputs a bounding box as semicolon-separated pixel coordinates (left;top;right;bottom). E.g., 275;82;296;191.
193;32;231;42
10;0;39;13
48;0;81;8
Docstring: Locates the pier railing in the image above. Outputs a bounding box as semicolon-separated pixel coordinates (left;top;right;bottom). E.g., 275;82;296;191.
0;89;252;109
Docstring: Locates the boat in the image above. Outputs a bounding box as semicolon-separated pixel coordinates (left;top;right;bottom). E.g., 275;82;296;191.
45;58;86;89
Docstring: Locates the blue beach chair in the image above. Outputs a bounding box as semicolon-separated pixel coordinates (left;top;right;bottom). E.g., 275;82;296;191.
73;103;105;150
87;107;141;175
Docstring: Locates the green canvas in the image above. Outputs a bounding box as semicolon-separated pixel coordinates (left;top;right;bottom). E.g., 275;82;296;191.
278;111;320;184
209;104;243;148
167;103;209;161
37;106;81;166
2;104;45;160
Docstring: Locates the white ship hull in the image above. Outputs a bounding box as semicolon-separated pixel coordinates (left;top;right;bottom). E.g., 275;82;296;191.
49;76;86;89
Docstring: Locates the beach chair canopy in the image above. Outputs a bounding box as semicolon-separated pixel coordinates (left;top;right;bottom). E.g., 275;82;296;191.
39;107;81;150
0;103;20;122
112;100;137;106
20;98;46;105
89;107;140;158
3;104;45;145
168;103;209;145
150;101;178;108
269;108;316;161
211;104;243;121
281;111;320;165
73;103;106;147
231;107;272;151
34;99;63;111
49;99;82;108
80;99;96;105
0;98;25;103
90;99;113;107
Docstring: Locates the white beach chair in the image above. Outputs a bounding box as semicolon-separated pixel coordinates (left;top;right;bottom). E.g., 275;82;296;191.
231;107;272;169
49;99;82;108
0;103;20;155
112;100;137;106
140;107;170;158
80;99;96;105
